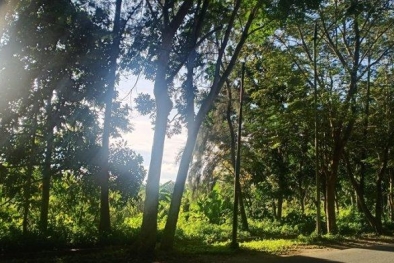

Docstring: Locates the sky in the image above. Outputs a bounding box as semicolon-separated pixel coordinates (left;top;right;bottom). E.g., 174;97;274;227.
118;75;186;183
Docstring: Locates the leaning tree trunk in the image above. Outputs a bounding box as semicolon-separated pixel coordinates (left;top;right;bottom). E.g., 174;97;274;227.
344;151;382;234
138;44;172;252
138;1;193;254
160;2;260;250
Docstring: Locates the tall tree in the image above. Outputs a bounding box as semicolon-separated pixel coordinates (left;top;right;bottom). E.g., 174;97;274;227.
275;0;394;233
137;0;194;253
161;0;265;250
98;0;123;236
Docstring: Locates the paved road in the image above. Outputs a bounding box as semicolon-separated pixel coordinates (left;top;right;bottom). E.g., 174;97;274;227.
197;244;394;263
276;244;394;263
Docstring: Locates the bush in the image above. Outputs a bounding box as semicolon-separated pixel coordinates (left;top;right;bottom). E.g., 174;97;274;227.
337;208;371;235
282;211;315;235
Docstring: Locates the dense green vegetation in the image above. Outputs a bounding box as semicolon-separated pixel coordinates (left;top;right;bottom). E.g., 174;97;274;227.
1;0;394;260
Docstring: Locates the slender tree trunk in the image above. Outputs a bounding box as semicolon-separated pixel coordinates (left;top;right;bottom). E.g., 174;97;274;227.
238;187;249;231
160;126;197;250
325;175;337;234
375;176;383;233
225;83;249;232
344;151;382;234
313;22;321;235
326;147;341;234
297;171;306;215
40;99;54;233
390;170;394;221
23;162;33;235
300;195;305;215
374;136;392;234
277;195;283;221
98;0;122;236
272;200;277;218
23;103;38;236
139;91;172;252
161;46;198;250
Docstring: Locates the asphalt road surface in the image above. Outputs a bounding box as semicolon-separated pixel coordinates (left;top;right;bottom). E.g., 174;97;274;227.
275;244;394;263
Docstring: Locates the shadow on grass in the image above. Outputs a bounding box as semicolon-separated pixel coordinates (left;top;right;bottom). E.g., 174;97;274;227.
2;236;394;263
0;244;342;263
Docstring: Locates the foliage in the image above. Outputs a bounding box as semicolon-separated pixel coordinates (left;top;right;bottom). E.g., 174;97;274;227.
1;0;394;257
195;186;232;225
337;208;372;235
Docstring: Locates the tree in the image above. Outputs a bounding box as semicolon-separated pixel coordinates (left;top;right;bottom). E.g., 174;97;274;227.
97;0;123;236
275;0;394;233
137;0;194;253
0;0;141;236
161;0;265;250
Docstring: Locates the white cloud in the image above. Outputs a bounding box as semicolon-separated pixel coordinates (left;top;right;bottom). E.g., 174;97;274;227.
123;112;186;183
119;76;187;183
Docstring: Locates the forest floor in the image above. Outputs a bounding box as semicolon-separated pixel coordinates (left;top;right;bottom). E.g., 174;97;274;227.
1;235;394;263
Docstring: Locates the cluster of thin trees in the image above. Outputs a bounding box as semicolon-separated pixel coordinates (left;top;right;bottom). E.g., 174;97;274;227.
1;0;394;255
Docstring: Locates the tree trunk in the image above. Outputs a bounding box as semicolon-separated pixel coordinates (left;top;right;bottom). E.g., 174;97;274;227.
326;172;338;234
160;126;198;250
159;1;259;250
139;1;194;252
161;12;204;248
238;186;249;231
23;103;38;236
272;200;277;219
40;99;54;234
277;195;283;221
390;170;394;221
344;151;382;234
139;64;172;254
375;176;383;233
98;0;122;236
225;83;249;232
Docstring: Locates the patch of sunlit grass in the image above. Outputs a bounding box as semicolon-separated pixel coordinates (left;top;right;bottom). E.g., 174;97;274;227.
240;239;300;254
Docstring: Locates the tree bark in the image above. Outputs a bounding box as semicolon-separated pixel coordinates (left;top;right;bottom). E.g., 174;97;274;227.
344;151;382;234
390;170;394;222
139;0;194;253
98;0;123;236
23;102;38;236
40;99;54;234
277;195;283;221
138;44;172;253
225;83;249;232
325;175;337;234
326;143;341;234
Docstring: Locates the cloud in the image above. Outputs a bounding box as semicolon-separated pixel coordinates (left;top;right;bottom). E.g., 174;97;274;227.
123;112;186;183
119;75;187;183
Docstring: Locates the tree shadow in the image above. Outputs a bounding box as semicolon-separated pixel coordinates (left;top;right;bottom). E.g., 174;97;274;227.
310;237;394;252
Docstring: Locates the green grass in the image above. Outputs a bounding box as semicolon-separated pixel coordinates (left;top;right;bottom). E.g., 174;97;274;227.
240;239;300;254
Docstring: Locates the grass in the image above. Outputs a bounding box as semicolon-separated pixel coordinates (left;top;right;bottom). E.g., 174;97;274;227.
240;239;301;254
3;233;394;263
